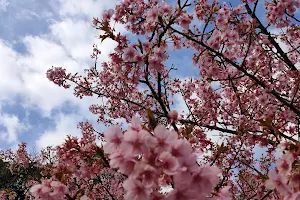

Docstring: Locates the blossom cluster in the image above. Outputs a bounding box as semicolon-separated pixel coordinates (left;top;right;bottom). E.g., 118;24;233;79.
265;0;300;27
30;179;69;200
103;117;229;200
265;150;300;199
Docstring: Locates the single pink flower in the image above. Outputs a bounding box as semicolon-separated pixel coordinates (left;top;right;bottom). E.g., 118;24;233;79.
156;151;179;175
124;47;136;62
170;139;193;159
102;9;114;21
153;125;178;152
50;181;69;197
180;153;199;173
166;172;196;200
133;161;158;187
103;125;123;153
149;56;163;72
123;178;151;200
129;116;143;132
168;110;178;123
160;1;171;16
216;186;231;200
121;129;148;155
277;152;294;174
109;150;135;175
284;192;300;200
146;8;158;24
190;165;221;196
144;134;158;149
265;171;291;196
178;13;191;30
30;184;43;197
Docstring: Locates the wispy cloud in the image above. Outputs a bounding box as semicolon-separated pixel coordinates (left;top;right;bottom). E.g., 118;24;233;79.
0;0;9;11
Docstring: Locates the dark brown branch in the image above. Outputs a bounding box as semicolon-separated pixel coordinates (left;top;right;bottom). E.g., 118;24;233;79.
260;190;273;200
96;175;116;200
285;10;300;23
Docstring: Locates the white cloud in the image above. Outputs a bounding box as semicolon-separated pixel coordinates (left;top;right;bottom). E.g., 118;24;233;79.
57;0;117;19
0;37;84;116
268;28;290;53
35;113;81;150
50;19;97;62
0;0;124;149
0;112;28;143
172;93;189;116
49;16;122;64
0;40;23;99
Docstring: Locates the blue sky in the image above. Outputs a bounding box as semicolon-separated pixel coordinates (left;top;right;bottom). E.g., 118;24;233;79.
0;0;297;154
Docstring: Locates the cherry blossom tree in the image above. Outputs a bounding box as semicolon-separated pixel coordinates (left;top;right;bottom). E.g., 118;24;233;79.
0;143;43;199
2;0;300;199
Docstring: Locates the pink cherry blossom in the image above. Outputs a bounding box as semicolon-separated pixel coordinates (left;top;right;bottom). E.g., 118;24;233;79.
178;13;192;30
156;151;179;175
123;178;151;200
277;152;294;174
160;1;171;16
103;125;123;153
216;186;231;200
265;171;291;196
190;165;221;195
30;184;43;198
166;172;195;200
121;129;149;155
146;8;159;24
284;192;300;200
168;110;179;123
148;56;163;72
153;125;177;152
109;150;135;175
102;9;114;21
129;116;143;132
132;161;157;187
124;46;137;62
49;181;69;197
170;139;193;159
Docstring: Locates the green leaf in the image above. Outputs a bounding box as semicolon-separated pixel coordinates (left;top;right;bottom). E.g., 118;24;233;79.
146;108;157;129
